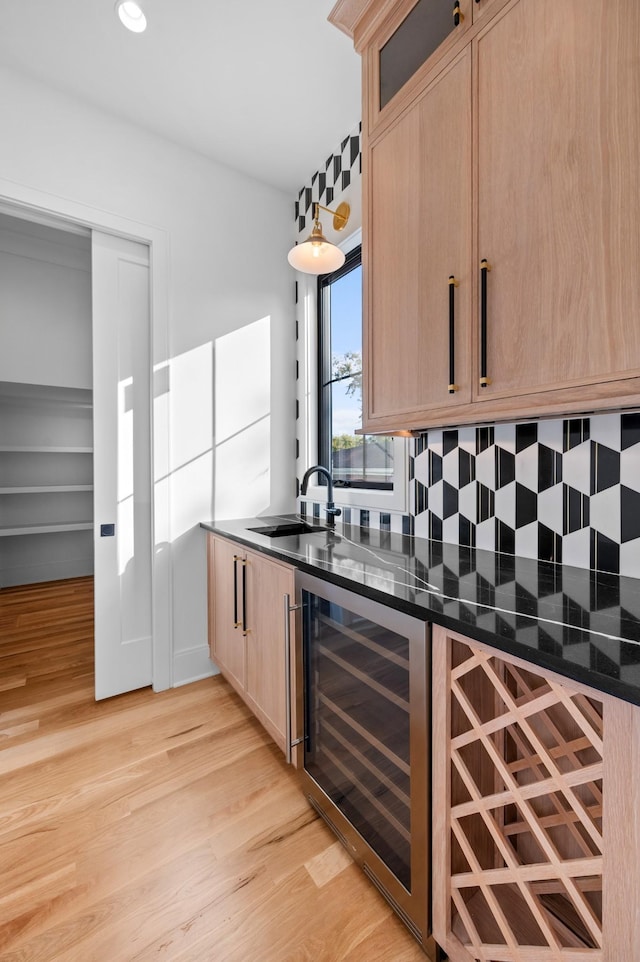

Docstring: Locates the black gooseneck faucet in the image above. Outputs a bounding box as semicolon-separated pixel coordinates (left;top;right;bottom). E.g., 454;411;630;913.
300;465;342;528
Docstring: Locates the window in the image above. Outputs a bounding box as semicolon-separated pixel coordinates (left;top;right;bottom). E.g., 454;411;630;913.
318;245;395;490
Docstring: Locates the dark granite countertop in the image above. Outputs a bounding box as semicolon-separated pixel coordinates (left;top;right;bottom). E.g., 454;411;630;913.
200;515;640;707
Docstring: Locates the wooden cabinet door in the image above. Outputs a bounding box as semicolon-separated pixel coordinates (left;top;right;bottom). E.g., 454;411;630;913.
208;534;245;694
475;0;640;405
244;548;296;757
472;0;504;23
369;0;472;130
364;47;472;432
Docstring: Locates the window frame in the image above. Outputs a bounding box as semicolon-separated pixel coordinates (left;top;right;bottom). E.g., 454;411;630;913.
318;245;392;491
302;228;407;514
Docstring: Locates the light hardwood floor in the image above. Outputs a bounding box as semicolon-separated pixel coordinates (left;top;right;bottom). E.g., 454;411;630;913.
0;577;427;961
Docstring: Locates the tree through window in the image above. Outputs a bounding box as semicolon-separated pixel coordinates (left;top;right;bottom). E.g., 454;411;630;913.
318;247;394;489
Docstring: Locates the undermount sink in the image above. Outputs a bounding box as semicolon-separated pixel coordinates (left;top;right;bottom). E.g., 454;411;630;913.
247;521;329;538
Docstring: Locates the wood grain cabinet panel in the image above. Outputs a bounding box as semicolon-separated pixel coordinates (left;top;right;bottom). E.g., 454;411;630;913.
474;0;640;406
431;624;640;962
339;0;640;432
244;547;295;752
206;533;299;764
207;533;245;693
472;0;503;23
365;48;472;430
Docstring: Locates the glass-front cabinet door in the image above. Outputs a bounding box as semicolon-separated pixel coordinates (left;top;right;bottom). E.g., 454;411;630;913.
371;0;470;127
297;572;431;950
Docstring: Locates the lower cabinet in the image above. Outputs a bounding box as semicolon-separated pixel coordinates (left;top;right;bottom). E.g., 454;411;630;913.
431;624;640;962
206;533;299;764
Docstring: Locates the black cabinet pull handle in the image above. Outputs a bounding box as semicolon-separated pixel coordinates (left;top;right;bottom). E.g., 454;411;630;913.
233;555;241;628
453;1;463;26
241;559;248;636
448;276;459;394
480;259;492;387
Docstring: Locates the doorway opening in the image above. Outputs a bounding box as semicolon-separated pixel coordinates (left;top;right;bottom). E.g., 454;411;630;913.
0;207;156;701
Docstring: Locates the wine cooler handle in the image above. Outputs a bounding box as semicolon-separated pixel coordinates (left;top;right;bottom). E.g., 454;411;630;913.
480;259;492;388
448;275;459;394
284;593;303;766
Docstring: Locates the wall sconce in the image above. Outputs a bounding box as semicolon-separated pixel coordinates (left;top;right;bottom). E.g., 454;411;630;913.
287;201;351;274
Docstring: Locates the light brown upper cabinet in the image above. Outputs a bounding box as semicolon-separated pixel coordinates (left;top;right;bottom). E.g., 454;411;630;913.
474;0;640;412
332;0;640;433
471;0;501;23
370;0;472;130
366;48;472;428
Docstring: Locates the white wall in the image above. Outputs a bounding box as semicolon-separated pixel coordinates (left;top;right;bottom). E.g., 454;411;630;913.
0;214;92;388
0;65;296;685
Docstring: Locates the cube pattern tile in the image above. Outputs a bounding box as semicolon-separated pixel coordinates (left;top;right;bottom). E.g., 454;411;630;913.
294;123;362;239
300;412;640;577
411;415;640;577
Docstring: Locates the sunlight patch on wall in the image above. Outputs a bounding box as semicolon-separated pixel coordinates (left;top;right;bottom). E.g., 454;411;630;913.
170;343;214;471
215;316;271;519
169;343;214;540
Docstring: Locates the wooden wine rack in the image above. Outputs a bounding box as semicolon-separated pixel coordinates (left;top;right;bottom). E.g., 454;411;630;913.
432;625;640;962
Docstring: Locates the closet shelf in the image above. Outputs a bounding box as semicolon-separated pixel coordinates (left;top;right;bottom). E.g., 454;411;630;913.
0;484;93;494
0;521;93;537
0;445;93;454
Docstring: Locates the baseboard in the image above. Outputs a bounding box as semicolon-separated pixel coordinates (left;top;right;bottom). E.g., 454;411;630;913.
0;557;94;588
172;644;219;687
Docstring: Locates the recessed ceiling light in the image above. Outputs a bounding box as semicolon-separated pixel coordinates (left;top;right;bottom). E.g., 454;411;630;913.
115;1;147;33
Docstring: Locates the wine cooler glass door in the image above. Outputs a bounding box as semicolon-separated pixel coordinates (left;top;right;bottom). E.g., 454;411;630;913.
298;573;429;945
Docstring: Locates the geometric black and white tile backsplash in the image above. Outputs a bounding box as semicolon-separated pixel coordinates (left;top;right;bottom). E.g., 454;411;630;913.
301;412;640;578
294;123;362;238
410;413;640;577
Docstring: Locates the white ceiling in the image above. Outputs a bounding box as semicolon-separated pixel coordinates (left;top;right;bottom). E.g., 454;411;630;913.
0;0;361;195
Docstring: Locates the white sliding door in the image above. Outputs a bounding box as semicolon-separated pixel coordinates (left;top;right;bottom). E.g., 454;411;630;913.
92;231;152;699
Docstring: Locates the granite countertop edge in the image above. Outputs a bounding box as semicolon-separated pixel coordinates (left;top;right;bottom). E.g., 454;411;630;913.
200;517;640;708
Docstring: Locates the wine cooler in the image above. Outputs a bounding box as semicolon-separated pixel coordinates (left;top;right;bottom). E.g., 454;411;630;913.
296;572;434;954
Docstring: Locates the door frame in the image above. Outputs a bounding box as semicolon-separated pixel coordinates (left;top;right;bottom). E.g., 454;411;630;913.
0;177;172;692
